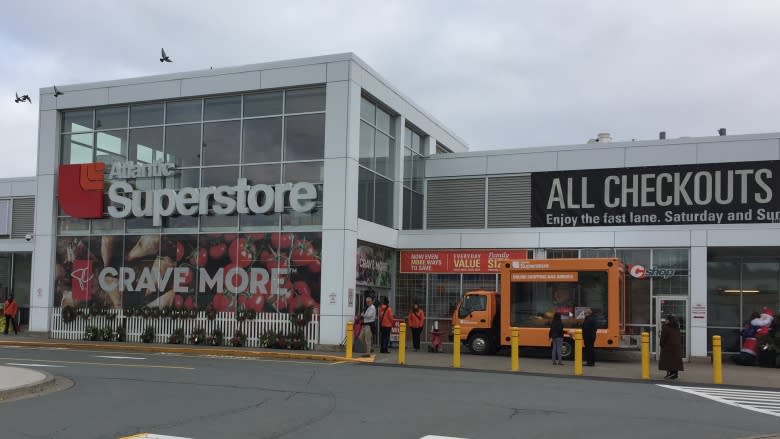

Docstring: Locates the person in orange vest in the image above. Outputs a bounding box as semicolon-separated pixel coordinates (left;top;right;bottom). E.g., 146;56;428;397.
378;296;393;353
407;302;425;352
3;294;19;335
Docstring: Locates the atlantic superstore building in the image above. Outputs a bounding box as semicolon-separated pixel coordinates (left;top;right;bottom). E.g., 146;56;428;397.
23;53;780;359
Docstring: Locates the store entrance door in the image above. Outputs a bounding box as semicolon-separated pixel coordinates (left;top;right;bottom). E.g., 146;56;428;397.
654;296;688;360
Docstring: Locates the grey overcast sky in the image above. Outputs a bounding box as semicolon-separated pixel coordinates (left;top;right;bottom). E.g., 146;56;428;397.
1;0;779;177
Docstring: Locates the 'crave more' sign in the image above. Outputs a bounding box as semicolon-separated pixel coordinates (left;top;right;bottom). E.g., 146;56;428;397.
531;160;780;227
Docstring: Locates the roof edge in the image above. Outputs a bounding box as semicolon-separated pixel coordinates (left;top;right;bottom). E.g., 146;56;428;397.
40;52;357;93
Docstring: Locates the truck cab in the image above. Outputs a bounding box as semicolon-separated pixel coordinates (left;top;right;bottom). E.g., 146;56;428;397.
453;290;500;354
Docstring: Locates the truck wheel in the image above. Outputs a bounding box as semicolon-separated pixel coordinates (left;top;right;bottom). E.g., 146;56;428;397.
468;333;491;355
561;338;575;360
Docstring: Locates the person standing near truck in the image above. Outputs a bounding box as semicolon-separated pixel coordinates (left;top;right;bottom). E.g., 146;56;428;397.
582;308;597;366
378;297;393;353
549;312;564;365
407;303;425;351
659;314;684;379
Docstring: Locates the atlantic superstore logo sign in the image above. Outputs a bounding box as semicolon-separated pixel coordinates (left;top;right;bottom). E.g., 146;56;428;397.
57;160;318;224
58;163;106;219
531;160;780;227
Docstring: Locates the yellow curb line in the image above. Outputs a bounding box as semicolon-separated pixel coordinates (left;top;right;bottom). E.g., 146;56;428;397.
0;340;375;364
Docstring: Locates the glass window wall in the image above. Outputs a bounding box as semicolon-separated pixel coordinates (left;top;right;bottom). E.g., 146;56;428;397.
57;86;326;234
707;247;780;353
244;91;283;117
357;97;396;228
130;103;163;127
402;125;425;230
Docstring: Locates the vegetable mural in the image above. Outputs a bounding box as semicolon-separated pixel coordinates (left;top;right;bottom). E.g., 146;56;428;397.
54;232;322;314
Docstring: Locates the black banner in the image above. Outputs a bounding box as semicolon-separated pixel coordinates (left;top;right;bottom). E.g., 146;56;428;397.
531;160;780;227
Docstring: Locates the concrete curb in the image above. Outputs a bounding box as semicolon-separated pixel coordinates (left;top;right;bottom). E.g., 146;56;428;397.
0;340;375;364
0;368;57;402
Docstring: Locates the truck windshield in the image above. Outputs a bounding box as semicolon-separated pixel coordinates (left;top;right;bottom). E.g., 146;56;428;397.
459;294;487;318
509;271;608;329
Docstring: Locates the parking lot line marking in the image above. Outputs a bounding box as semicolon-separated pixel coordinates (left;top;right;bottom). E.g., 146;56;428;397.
420;436;469;439
0;357;193;370
328;361;347;366
6;362;66;368
95;356;146;360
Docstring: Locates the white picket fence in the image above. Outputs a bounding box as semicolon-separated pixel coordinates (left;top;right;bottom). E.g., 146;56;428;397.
50;307;320;349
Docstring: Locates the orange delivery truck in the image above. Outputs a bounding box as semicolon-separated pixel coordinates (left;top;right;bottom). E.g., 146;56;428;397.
452;258;625;359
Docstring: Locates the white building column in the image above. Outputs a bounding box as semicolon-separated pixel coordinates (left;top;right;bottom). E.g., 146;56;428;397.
319;76;360;345
689;244;708;358
31;107;59;332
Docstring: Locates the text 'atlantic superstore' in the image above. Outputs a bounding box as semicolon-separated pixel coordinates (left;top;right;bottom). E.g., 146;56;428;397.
2;53;778;359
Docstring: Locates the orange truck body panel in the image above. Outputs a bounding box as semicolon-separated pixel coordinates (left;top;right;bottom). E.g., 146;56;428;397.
453;258;624;351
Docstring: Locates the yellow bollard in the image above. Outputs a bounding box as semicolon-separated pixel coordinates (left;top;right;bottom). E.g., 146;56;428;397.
453;325;461;368
511;327;519;372
345;321;353;359
574;330;583;376
398;323;407;365
641;332;650;380
713;335;723;385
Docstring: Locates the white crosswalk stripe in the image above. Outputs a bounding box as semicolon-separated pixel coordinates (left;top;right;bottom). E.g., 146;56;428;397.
658;385;780;418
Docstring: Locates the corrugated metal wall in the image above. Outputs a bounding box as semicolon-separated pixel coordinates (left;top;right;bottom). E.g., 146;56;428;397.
11;198;35;239
487;175;531;228
426;178;485;229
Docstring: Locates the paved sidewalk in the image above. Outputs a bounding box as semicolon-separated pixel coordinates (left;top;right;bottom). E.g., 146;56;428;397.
372;348;780;389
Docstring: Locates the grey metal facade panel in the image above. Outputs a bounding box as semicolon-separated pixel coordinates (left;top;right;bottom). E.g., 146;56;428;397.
486;152;557;174
624;144;699;167
11;198;35;239
696;139;780;163
487;175;531;228
426;178;485;229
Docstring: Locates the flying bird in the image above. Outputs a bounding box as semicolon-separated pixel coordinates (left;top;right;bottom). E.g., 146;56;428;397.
160;48;172;63
53;85;63;97
14;93;31;104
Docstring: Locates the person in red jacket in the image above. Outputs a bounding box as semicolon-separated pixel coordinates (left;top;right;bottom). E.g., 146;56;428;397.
3;294;19;335
407;303;425;351
378;297;393;353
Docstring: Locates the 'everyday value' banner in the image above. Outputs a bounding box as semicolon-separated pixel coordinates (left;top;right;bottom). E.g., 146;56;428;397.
400;250;528;273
